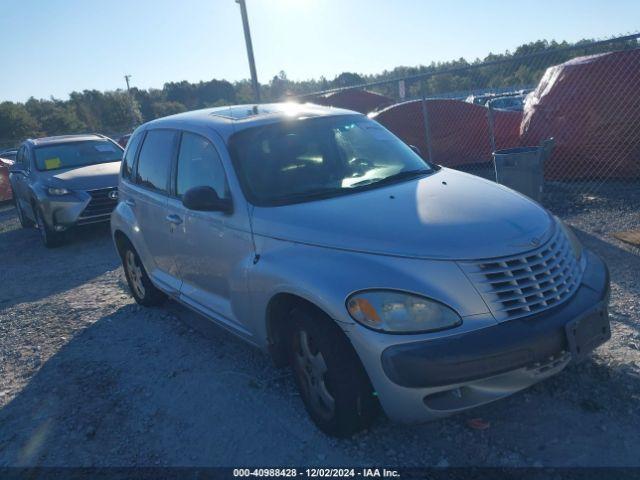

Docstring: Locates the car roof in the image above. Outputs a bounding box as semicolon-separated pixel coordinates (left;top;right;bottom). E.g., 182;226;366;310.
26;134;108;147
144;103;360;141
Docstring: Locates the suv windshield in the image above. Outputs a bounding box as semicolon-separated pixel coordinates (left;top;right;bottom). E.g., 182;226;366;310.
34;140;123;171
229;115;433;206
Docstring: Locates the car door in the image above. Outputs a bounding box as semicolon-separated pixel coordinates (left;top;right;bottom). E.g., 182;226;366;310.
128;129;182;295
171;131;254;334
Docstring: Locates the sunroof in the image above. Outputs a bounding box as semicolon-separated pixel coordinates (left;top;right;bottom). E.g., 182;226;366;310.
209;103;312;120
210;105;274;120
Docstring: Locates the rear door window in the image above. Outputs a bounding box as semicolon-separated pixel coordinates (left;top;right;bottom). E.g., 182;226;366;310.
135;130;177;193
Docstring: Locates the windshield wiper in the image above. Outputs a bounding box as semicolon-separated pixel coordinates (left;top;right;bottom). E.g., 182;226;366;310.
270;187;347;205
267;170;432;205
355;169;432;188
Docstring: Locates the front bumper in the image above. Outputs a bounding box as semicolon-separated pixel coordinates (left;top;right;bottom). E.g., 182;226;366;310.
353;250;610;423
39;187;117;229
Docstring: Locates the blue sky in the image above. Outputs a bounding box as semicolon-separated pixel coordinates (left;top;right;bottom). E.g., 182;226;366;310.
0;0;637;102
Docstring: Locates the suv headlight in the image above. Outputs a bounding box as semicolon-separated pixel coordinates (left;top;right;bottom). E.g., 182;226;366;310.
346;290;462;333
556;217;583;260
47;186;70;196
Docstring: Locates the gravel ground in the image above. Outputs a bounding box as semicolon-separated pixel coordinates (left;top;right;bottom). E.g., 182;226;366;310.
0;189;638;468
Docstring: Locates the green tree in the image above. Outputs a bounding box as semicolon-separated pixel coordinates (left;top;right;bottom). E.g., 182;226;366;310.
332;72;364;88
0;102;40;146
25;97;85;136
151;101;187;118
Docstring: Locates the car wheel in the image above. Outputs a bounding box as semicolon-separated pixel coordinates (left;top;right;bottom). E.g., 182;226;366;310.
34;207;63;248
289;306;379;437
15;200;34;228
122;244;165;306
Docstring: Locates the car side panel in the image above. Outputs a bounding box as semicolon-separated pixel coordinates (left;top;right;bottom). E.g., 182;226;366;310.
244;235;495;350
111;180;177;293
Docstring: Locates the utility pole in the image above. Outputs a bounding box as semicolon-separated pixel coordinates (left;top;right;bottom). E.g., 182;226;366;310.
124;74;137;130
235;0;260;103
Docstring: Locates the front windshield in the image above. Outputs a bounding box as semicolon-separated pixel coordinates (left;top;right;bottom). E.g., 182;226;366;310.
34;140;123;171
229;115;433;206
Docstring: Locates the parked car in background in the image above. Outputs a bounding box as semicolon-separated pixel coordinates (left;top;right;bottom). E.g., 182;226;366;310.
112;103;611;437
116;134;132;149
466;92;529;111
0;158;14;202
0;149;18;162
10;134;123;247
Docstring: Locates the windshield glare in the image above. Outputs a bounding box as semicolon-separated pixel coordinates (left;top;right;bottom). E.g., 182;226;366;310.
230;115;432;206
34;140;123;171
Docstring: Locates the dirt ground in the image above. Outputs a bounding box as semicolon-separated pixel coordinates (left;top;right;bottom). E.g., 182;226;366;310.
0;197;638;468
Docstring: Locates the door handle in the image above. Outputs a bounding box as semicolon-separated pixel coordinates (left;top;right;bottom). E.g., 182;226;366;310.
165;214;183;225
125;199;136;207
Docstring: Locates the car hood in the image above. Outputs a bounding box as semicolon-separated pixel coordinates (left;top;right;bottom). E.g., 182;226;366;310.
41;161;120;190
251;168;554;260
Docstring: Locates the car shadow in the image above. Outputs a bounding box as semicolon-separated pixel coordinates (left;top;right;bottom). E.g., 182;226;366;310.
1;298;639;467
0;302;360;467
0;208;119;310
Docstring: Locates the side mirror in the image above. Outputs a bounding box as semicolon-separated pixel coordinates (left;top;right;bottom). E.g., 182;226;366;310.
182;186;233;214
409;145;422;157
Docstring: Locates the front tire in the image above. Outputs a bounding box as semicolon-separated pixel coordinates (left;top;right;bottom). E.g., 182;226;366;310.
34;206;63;248
15;200;34;228
289;306;379;437
122;243;165;306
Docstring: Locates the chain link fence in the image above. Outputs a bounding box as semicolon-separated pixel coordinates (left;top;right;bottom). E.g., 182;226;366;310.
296;33;640;232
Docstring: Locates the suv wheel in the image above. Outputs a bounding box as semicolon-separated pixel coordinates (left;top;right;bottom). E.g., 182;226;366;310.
122;244;165;306
289;306;379;437
15;200;34;228
35;207;63;248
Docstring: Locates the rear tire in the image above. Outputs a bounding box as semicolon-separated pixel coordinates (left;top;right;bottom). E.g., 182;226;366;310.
34;206;63;248
289;306;379;437
121;242;165;306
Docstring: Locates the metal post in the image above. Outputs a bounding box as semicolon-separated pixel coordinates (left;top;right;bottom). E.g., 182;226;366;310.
236;0;260;103
486;99;498;181
420;81;434;163
124;75;136;130
487;99;497;153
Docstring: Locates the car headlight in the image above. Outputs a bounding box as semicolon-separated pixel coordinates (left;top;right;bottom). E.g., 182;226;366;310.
556;217;583;260
346;290;462;333
47;186;70;196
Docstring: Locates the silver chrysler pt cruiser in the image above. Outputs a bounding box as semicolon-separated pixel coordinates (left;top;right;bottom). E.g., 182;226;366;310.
111;103;611;437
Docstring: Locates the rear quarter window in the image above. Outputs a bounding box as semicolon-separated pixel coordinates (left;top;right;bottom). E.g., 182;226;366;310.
122;132;144;180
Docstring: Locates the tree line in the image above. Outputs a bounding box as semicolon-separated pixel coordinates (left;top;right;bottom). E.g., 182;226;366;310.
1;35;637;149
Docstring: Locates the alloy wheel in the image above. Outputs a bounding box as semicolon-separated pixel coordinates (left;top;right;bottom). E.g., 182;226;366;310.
125;250;146;299
293;329;335;420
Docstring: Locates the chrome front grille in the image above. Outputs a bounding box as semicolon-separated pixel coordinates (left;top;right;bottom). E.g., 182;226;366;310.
78;187;117;224
459;227;583;321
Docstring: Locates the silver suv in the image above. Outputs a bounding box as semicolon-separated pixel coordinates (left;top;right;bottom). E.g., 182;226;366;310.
111;104;611;437
10;134;123;247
